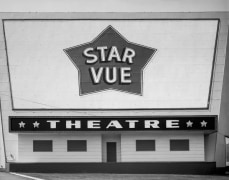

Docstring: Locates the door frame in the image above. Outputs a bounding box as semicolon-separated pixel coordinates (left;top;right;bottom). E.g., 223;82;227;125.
102;134;121;162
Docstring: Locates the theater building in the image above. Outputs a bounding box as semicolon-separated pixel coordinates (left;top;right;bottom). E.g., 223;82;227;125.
0;12;229;174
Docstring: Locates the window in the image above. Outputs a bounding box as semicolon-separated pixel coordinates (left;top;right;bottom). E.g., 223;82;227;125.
170;139;189;151
33;140;53;152
136;140;155;151
67;140;87;152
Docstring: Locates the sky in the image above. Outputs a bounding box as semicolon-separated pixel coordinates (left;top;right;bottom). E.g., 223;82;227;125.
0;0;228;12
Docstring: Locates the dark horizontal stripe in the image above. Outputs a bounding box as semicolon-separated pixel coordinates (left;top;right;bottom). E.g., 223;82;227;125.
9;162;218;174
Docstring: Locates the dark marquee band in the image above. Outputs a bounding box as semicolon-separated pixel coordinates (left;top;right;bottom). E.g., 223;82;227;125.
10;116;216;132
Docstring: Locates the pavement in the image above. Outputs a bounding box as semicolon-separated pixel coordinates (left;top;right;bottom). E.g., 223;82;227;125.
16;173;229;180
1;172;229;180
0;172;29;180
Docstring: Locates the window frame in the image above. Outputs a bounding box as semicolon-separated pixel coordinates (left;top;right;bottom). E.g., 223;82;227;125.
67;140;87;152
170;139;190;151
33;140;53;152
136;140;156;151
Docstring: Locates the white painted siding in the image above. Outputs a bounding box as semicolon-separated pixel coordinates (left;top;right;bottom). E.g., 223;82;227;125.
18;132;205;163
18;133;102;162
121;133;204;162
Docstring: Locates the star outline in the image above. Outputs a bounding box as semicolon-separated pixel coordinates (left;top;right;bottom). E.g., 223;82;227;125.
200;120;207;127
18;121;25;128
64;25;157;96
33;121;40;128
186;120;193;127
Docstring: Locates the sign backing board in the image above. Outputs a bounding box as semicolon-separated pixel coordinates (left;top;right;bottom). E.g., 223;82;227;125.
3;19;219;109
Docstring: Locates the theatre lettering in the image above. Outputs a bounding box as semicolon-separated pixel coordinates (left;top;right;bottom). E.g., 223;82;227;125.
10;117;216;132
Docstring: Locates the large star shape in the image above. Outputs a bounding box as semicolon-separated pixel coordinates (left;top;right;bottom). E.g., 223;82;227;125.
64;25;157;95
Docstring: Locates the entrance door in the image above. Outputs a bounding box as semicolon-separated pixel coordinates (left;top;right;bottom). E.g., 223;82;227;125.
106;142;117;162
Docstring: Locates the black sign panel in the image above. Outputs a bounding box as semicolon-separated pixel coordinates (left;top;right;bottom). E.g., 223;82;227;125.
9;116;216;132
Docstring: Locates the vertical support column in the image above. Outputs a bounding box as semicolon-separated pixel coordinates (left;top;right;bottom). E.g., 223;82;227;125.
0;17;18;166
215;134;226;172
217;23;229;171
0;100;6;169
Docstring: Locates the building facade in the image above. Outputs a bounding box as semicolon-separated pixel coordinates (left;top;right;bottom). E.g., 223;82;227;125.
0;12;229;174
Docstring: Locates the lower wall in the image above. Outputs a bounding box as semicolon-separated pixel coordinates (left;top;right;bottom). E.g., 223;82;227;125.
121;133;204;162
18;132;205;163
9;162;217;174
18;133;102;162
